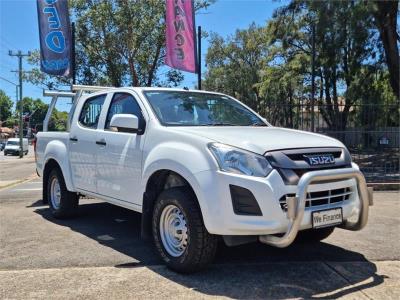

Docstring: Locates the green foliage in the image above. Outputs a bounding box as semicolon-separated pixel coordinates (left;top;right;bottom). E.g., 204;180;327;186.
203;24;269;110
14;97;68;132
26;1;214;89
0;90;13;123
72;0;212;87
25;50;71;90
204;0;398;130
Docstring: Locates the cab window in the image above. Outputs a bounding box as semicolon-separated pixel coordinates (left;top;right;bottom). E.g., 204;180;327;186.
79;94;106;129
105;93;145;131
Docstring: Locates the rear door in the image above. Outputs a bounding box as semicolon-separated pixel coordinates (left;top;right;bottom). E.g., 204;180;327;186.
96;92;147;206
69;93;107;193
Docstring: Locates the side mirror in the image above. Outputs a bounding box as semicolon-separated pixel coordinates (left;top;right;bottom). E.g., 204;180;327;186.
110;114;139;133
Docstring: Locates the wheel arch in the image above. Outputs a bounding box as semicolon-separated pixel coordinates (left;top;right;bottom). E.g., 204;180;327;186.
42;156;73;204
141;168;206;240
42;140;74;191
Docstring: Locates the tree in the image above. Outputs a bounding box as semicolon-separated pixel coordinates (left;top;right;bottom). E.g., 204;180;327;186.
25;50;70;90
0;90;13;123
203;24;269;110
371;0;399;98
203;0;397;133
265;0;379;131
71;0;212;87
26;1;213;89
14;97;68;132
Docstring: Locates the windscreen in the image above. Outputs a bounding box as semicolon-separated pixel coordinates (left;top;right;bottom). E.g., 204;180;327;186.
6;141;19;146
143;91;267;126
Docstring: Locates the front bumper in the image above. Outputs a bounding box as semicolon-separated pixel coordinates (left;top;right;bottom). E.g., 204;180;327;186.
4;149;20;155
259;167;371;248
194;164;371;246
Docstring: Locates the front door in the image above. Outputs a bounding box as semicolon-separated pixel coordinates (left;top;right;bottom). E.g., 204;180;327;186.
96;92;147;206
69;93;107;193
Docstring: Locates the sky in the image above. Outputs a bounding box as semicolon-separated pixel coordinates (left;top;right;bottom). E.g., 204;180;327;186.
0;0;284;112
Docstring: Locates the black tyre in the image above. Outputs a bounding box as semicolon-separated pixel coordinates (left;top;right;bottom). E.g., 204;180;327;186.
152;187;218;273
47;168;79;218
297;226;335;243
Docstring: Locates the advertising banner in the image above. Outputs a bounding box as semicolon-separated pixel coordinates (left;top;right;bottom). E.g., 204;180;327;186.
36;0;72;76
165;0;197;73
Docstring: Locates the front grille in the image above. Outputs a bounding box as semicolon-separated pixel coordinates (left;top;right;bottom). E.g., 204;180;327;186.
265;147;352;185
279;187;353;211
285;151;342;161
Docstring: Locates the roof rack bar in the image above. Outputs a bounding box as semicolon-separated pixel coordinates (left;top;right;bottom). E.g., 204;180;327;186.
43;90;76;97
72;84;112;92
42;85;112;132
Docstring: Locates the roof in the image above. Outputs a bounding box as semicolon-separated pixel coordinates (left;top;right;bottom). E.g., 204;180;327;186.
120;87;226;96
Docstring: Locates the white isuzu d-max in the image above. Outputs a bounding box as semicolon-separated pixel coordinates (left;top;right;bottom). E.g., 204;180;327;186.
36;86;372;273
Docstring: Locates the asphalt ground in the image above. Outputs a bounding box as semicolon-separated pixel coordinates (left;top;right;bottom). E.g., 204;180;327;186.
0;157;399;299
0;145;36;189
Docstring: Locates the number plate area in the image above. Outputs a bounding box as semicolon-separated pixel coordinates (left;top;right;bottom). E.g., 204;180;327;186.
312;208;343;229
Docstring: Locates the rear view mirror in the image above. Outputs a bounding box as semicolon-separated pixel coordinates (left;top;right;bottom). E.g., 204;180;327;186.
110;114;139;133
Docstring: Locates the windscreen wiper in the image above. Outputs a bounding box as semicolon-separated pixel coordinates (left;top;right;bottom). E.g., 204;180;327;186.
205;122;238;126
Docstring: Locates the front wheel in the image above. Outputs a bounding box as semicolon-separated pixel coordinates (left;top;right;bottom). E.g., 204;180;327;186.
47;168;79;218
152;187;218;273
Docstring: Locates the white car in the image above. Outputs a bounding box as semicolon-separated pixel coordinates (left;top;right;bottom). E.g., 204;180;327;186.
35;87;372;273
4;138;29;156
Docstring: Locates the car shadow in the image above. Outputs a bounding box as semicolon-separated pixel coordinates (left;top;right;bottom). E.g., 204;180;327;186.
34;201;385;299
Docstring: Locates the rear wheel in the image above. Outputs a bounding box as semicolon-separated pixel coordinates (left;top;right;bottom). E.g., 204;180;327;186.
152;187;218;273
297;226;335;243
47;168;79;218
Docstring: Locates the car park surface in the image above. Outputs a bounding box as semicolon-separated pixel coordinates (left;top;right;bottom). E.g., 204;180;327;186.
0;158;399;299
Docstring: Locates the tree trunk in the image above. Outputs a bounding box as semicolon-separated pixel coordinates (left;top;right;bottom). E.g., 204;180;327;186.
373;0;399;98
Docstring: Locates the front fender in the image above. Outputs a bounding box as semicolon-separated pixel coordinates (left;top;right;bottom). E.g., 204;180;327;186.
142;141;216;184
43;140;74;191
141;142;217;230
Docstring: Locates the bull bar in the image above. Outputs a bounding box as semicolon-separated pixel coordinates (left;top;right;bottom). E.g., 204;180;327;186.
259;166;372;248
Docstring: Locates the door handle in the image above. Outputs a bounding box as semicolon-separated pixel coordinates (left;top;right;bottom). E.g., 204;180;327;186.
96;139;107;146
70;136;78;142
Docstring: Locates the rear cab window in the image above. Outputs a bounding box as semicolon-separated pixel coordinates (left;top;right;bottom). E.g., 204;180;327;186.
78;94;107;129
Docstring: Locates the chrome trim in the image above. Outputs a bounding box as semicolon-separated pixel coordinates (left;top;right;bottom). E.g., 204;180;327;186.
259;167;371;248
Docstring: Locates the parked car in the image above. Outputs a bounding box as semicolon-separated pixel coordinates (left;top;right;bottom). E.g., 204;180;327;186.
4;138;29;156
0;142;5;151
35;87;372;273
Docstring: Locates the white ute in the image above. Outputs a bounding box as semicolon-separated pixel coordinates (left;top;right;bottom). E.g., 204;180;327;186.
36;85;373;273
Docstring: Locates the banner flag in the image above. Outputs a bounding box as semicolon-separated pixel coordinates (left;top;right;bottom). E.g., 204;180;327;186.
36;0;72;76
165;0;197;73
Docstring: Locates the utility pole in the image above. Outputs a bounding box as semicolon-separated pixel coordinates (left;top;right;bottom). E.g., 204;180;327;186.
8;50;31;158
197;26;202;90
310;23;316;133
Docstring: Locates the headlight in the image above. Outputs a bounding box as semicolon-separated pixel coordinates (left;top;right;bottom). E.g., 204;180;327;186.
208;143;273;177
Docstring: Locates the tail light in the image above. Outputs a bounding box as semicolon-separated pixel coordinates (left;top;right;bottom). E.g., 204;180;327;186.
33;137;37;162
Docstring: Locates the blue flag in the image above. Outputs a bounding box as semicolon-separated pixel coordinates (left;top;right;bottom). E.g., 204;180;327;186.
36;0;72;77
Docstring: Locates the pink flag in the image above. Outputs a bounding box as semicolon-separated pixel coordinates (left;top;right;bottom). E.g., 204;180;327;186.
165;0;197;73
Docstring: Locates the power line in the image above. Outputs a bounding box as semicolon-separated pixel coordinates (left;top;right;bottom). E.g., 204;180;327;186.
0;75;17;86
0;36;17;50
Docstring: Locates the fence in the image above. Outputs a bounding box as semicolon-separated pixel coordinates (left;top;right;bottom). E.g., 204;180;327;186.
260;102;400;183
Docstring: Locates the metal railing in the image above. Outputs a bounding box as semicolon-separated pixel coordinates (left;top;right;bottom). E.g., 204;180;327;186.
259;102;400;183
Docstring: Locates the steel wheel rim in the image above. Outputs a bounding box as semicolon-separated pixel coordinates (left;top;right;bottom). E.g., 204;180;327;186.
159;204;188;257
50;176;61;210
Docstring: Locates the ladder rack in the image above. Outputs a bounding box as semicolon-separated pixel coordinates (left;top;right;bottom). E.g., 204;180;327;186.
42;85;113;132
